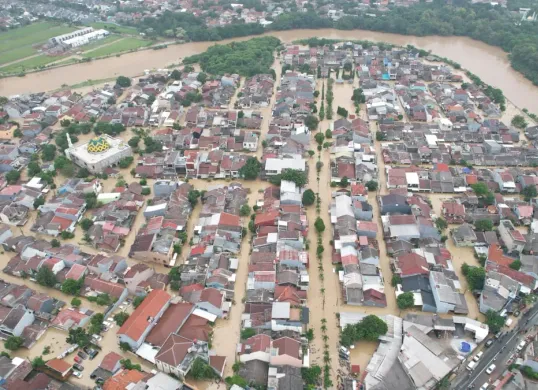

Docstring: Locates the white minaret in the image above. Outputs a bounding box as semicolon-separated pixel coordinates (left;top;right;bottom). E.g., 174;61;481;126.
66;133;73;149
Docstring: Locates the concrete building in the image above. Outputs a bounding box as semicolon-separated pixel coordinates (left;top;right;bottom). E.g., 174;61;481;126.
66;135;132;174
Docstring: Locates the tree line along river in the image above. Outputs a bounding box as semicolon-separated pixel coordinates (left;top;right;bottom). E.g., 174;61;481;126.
1;28;538;113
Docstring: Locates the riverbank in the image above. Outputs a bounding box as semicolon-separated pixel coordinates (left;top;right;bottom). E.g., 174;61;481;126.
2;29;538;113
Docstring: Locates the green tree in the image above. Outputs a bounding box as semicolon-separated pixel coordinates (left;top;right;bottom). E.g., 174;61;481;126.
116;75;131;87
89;313;104;334
80;218;94;231
170;69;181;80
510;259;522;270
305;114;319;130
340;176;349;187
391;274;402;287
4;336;23;351
36;266;57;288
120;359;142;371
71;297;82;307
522;185;537;201
461;263;486;291
5;170;20;184
240;328;256;339
435;218;448;231
485;309;505;333
397;292;415;310
302;189;316;206
240;204;251;217
133;295;145;308
471;182;489;197
302;365;322;386
114;312;130;326
197;72;208;83
474;219;493;232
238;157;261;180
325;129;332;138
314;217;325;233
51;239;60;248
337;106;348;117
33;197;45;210
314;132;325;145
281;169;308;187
41;144;57;161
511;115;528;129
31;356;45;368
189;358;218;380
128;136;140;148
141;188;150;196
61;279;82;295
67;328;90;347
225;375;248;388
365;180;378;191
27;161;42;177
187;189;201;207
119;342;132;352
118;156;134;169
356;314;389;341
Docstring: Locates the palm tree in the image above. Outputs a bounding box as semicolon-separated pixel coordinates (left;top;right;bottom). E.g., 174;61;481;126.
322;334;329;342
321;324;327;333
321;318;327;324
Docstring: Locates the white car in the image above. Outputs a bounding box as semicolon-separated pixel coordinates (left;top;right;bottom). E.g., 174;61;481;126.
473;351;483;362
486;364;496;374
73;371;83;379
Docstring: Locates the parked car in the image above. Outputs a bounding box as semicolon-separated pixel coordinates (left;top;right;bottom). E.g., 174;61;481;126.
88;350;99;360
77;351;88;360
473;351;483;362
486;364;496;374
485;339;494;347
514;310;521;317
96;378;105;385
74;356;82;363
73;371;83;379
73;363;84;371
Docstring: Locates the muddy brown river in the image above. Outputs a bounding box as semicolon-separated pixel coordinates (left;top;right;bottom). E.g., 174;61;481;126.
1;29;538;112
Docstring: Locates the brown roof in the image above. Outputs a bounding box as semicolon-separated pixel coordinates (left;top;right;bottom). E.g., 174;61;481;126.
272;337;300;359
103;369;148;390
145;302;192;347
199;288;223;308
45;358;71;374
154;334;192;367
99;352;122;372
118;289;170;341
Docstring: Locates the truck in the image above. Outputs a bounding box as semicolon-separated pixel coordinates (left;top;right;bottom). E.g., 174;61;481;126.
467;361;477;371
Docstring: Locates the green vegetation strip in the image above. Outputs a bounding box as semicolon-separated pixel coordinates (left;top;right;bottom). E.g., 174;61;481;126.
89;22;140;35
81;38;151;58
0;22;76;53
0;54;68;74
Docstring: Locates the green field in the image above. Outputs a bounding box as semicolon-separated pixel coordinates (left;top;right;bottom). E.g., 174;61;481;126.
0;22;76;53
77;35;122;53
81;38;151;58
89;22;139;36
0;54;68;74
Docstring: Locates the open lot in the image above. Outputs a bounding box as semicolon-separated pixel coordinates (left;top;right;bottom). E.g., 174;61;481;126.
0;22;76;65
0;54;68;74
89;22;140;36
81;37;152;58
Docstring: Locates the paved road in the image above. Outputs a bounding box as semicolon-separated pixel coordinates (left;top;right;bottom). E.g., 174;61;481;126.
452;304;538;389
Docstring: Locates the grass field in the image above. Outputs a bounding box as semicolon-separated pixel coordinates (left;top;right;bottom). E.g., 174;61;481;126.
89;22;139;36
0;54;68;74
77;35;122;53
81;37;151;58
0;22;76;53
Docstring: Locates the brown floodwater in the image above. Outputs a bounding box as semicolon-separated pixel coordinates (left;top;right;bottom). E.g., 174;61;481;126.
1;29;538;112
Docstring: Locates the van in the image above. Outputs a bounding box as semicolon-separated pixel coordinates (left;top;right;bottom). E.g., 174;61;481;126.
480;383;489;390
505;318;513;327
466;361;477;371
486;364;496;374
517;341;526;352
473;351;483;362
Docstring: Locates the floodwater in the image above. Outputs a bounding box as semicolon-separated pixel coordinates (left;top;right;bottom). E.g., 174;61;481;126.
2;29;538;112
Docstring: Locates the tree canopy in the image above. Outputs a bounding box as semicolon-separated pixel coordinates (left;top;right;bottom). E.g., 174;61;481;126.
461;263;486;291
485;309;505;333
474;219;493;232
238;157;261;180
397;292;415;310
36;266;57;288
340;314;388;347
116;76;131;87
302;189;316;206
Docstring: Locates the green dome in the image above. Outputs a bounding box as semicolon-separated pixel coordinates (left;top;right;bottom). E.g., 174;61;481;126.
87;136;110;154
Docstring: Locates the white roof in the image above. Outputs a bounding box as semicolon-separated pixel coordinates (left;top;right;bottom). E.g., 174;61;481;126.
405;172;419;186
193;308;217;322
136;343;159;363
271;302;290;319
280;180;297;194
265;158;305;173
145;203;167;212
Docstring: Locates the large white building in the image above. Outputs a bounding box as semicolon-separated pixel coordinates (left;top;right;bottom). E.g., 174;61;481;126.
65;134;132;174
49;27;109;48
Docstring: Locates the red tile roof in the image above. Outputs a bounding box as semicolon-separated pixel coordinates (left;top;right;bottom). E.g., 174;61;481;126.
218;212;240;227
255;210;280;227
487;245;514;267
241;334;271;354
199;288;223;308
118;289;170;342
397;253;429;276
99;352;122;372
46;358;71;375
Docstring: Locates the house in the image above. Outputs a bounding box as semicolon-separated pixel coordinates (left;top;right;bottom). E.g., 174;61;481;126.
99;352;123;374
429;271;467;314
44;358;72;381
239;333;271;363
379;194;411;215
270;337;302;368
117;289;171;350
123;263;155;295
451;223;477;247
51;307;91;331
0;304;35;337
498;219;526;253
395;253;429;278
194;288;226;318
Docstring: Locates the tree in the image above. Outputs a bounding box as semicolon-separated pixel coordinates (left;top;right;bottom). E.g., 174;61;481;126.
365;180;378;191
4;336;23;351
196;72;208;83
67;328;90;347
391;274;402;287
89;313;104;334
325;129;332;138
511;115;528;129
71;297;81;307
119;342;132;352
302;189;316;206
304;115;319;130
356;314;389;341
33;197;45;210
308;150;315;157
302;365;322;386
36;266;57;288
337;106;348;117
471;182;489;197
116;75;131;87
128;136;140;148
522;185;537;201
340;176;349;187
314;132;325;145
5;170;20;184
225;375;248;388
461;263;486;291
240;204;251;217
80;218;94;231
281;169;308;187
120;359;141;371
314;217;325;233
187;189;201;207
61;279;82;295
141;188;150;196
27;161;41;177
114;312;130;326
240;327;256;339
170;69;181;80
41;144;57;161
133;295;145;308
32;356;45;368
435;218;448;231
397;292;415;310
510;259;522;270
118;156;134;169
238;157;261;180
474;219;493;232
485;309;505;333
51;239;60;248
376;132;386;141
189;358;218;380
